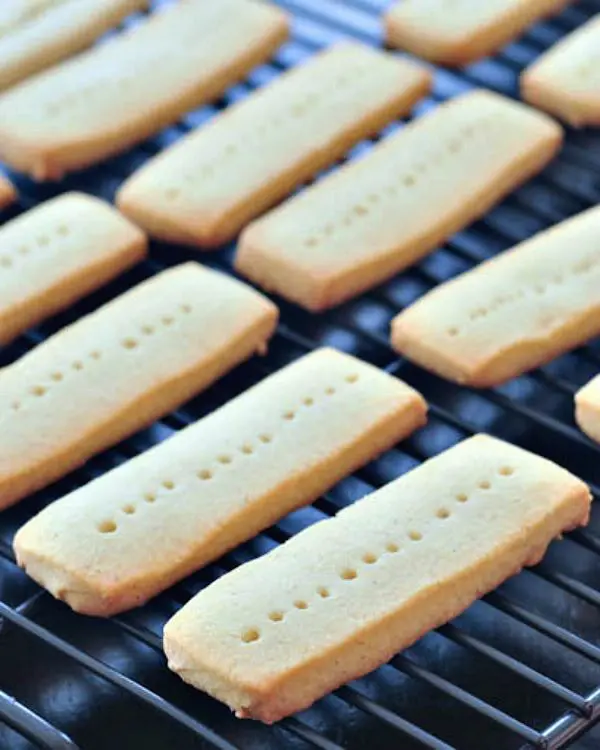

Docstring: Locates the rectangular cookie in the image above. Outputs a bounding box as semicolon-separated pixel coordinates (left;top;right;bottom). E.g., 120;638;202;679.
0;0;149;92
0;262;278;510
0;192;147;345
163;434;591;723
0;174;16;209
385;0;572;66
0;0;289;180
236;90;563;312
521;15;600;128
116;43;431;247
14;348;427;617
391;206;600;387
575;375;600;444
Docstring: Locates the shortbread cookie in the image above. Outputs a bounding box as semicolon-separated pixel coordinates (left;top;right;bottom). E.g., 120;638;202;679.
116;43;431;247
14;348;427;616
575;375;600;444
521;15;600;127
391;206;600;387
236;90;562;311
0;0;149;92
164;434;590;723
0;192;147;345
0;262;277;509
0;0;288;180
385;0;572;66
0;175;16;209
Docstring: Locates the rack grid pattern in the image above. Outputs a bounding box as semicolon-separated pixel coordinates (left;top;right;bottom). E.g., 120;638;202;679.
1;1;600;748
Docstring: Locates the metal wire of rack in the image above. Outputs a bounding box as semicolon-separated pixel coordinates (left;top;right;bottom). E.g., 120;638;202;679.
1;1;600;748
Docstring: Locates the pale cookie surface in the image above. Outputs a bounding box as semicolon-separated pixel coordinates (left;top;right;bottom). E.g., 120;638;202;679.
0;0;148;92
385;0;572;66
391;206;600;387
0;262;278;510
14;348;427;617
0;192;147;345
0;1;67;34
575;375;600;444
521;15;600;127
0;174;16;209
236;90;562;311
116;43;431;247
164;434;590;723
0;0;288;180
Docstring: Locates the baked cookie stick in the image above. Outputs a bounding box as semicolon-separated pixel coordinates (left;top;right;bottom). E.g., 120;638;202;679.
391;206;600;387
0;0;149;92
14;348;426;616
575;375;600;444
164;434;590;723
0;0;288;180
385;0;572;66
236;90;562;311
0;192;147;345
0;262;277;509
0;175;16;209
117;43;431;247
521;15;600;127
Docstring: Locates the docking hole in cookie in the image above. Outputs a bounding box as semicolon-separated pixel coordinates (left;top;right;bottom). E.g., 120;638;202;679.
241;628;260;644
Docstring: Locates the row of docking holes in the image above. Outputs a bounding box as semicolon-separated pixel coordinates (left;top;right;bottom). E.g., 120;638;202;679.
0;224;70;269
446;251;600;338
43;51;172;116
43;62;156;117
164;63;372;201
10;302;194;412
96;371;362;535
303;114;499;249
241;464;516;644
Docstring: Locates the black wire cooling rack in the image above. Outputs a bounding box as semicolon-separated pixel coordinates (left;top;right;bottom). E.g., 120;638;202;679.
2;1;600;748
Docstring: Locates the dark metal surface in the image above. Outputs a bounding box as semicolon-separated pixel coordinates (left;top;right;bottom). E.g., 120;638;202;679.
1;1;600;748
